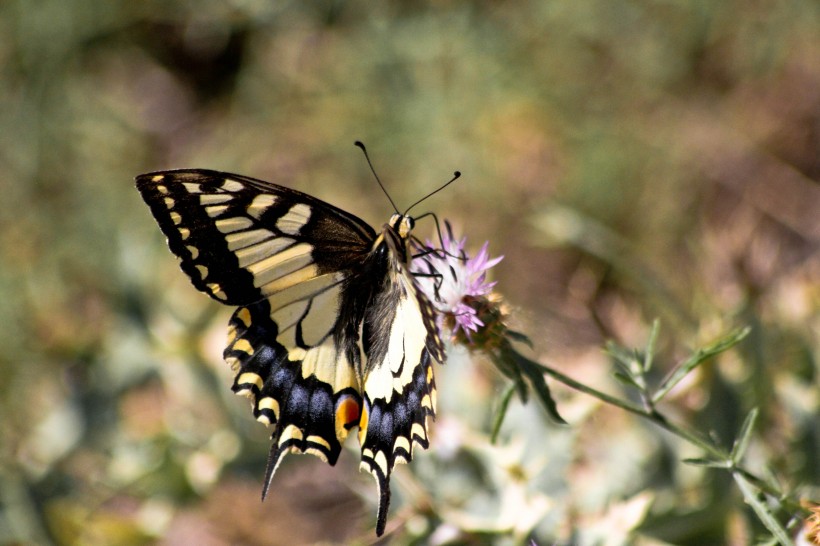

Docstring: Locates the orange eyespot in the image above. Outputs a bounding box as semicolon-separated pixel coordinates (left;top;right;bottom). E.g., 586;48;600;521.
335;395;361;431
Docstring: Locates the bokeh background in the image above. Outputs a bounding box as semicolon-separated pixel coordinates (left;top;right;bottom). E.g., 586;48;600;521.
1;1;817;545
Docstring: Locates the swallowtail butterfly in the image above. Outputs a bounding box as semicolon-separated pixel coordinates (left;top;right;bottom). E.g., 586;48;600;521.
136;160;447;536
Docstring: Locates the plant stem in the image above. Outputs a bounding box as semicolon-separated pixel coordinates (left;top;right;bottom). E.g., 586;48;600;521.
531;359;810;517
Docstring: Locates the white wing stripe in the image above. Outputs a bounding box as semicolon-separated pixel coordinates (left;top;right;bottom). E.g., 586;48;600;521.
216;216;254;233
248;194;278;219
199;193;233;205
236;237;295;268
277;203;312;235
226;228;276;251
248;242;313;287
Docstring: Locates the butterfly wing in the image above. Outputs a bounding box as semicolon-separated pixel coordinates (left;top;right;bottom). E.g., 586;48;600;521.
358;243;445;535
136;169;375;306
136;169;374;481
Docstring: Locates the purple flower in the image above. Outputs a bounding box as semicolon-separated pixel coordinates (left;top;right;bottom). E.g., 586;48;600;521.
412;223;503;340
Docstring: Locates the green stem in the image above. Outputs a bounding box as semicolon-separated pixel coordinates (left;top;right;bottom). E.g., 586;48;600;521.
530;359;810;517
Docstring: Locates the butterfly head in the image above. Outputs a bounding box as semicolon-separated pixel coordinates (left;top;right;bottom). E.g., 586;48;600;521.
389;213;415;240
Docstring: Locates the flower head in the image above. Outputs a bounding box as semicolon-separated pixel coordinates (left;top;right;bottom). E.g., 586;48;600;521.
412;222;503;343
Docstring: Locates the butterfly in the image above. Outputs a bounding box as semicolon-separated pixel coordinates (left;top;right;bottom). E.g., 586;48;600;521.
136;157;451;536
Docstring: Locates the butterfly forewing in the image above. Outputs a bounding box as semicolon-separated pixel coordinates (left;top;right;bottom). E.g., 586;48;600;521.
136;168;445;537
135;169;375;306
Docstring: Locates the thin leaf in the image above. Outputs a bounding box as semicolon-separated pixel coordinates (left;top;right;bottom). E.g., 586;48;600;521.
643;319;660;373
491;347;529;402
515;351;568;425
490;382;517;444
507;330;534;349
605;341;635;369
734;472;794;546
731;408;759;463
653;327;751;403
683;457;731;469
613;371;642;390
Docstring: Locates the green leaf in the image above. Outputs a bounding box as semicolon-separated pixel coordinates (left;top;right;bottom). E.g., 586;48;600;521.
683;457;731;469
734;472;794;546
613;371;642;390
491;347;530;402
605;341;635;369
643;319;660;373
507;330;534;349
490;382;517;444
514;351;568;425
731;408;759;463
653;326;751;403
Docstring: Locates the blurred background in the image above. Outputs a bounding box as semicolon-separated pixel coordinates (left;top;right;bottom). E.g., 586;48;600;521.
0;1;817;544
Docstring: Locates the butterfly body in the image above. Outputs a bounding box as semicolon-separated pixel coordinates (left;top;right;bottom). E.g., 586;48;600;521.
136;169;443;535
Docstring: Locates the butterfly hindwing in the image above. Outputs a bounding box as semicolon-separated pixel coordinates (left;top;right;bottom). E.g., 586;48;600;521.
354;230;445;535
136;169;446;536
225;300;363;487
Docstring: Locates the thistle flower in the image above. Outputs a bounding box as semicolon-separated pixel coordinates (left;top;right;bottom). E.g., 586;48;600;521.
411;222;503;343
412;222;566;427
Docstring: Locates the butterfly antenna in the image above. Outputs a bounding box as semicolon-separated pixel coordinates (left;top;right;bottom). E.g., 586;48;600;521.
355;141;399;214
404;170;461;216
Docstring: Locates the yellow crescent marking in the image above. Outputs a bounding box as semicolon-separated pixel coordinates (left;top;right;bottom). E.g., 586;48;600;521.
170;212;182;225
164;197;174;208
258;397;280;420
411;423;426;441
305;447;329;462
196;264;208;278
232;339;254;356
235;308;252;327
279;424;304;443
233;386;252;397
237;372;263;391
152;175;165;182
393;436;411;455
306;435;331;450
224;356;240;372
374;451;389;473
186;245;199;259
178;228;190;240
